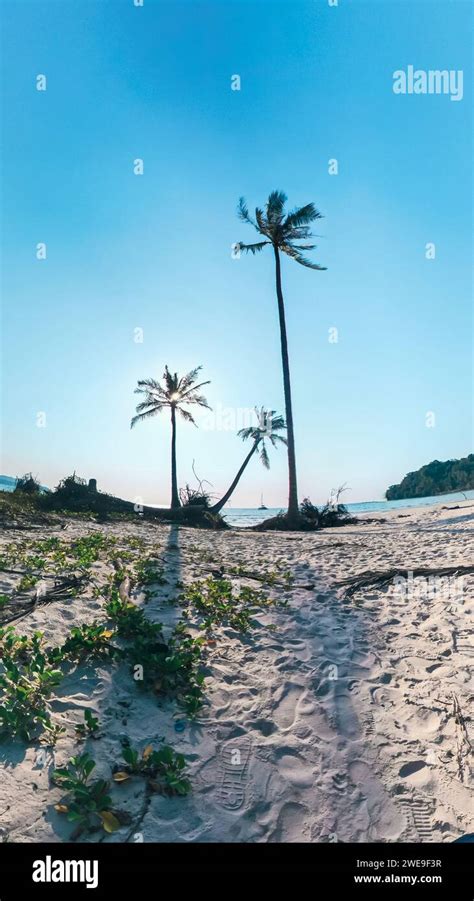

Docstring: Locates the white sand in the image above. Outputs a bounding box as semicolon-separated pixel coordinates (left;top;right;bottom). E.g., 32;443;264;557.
0;500;472;843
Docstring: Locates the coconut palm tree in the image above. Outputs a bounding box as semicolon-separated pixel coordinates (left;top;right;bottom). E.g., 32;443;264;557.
237;191;326;523
210;408;286;514
131;366;211;509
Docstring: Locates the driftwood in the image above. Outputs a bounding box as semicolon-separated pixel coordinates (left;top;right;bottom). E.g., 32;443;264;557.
337;565;474;598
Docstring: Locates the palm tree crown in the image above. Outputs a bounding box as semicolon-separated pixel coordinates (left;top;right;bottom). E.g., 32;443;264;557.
209;407;286;514
131;366;211;428
238;407;287;468
131;366;211;509
237;190;326;270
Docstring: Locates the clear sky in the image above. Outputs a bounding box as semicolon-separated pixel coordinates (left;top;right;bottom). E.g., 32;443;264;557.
1;0;472;507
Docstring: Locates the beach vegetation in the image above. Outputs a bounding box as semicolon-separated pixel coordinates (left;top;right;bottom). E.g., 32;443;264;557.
56;622;117;663
180;575;282;633
135;558;167;587
114;742;191;796
75;709;100;739
180;483;212;509
0;653;63;742
14;473;41;495
126;621;206;716
52;753;121;835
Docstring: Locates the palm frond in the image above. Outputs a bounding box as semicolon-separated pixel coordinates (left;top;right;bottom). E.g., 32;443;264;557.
134;399;164;414
130;407;160;429
270;434;287;447
180;380;211;401
237;241;270;255
163;366;178;394
284;203;323;231
259;441;270;469
255;207;268;236
283;227;321;242
135;378;165;395
237;426;258;442
268;415;286;432
178;366;202;393
237;197;257;227
281;242;327;270
266;190;287;225
185;393;212;410
178;408;197;425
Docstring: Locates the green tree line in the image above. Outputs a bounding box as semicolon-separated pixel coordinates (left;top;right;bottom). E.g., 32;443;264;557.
386;455;474;500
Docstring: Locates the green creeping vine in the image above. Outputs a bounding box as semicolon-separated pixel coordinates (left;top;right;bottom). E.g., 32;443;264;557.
75;709;100;739
52;753;122;836
113;742;191;796
0;649;63;742
179;576;283;633
105;589;206;716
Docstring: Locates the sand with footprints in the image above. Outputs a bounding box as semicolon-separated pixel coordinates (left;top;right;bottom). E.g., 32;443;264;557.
0;500;472;843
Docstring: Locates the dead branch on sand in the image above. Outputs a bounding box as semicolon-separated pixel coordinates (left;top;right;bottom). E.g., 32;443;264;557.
337;565;474;598
0;575;85;626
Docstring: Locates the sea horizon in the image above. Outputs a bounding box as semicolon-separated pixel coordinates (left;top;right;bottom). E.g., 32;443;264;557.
222;489;474;526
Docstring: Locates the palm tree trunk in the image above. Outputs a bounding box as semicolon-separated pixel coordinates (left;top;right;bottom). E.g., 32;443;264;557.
210;442;258;514
274;245;299;520
170;405;181;509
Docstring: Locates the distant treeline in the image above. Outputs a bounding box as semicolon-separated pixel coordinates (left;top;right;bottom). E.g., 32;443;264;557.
386;455;474;500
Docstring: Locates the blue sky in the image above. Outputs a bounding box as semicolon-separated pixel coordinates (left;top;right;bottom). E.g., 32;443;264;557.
1;0;472;507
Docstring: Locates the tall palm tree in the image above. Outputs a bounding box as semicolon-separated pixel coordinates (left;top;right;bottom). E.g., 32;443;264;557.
210;408;286;514
237;191;326;523
131;366;211;510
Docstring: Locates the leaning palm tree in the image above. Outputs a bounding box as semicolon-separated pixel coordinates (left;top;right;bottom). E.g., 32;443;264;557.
237;191;326;524
131;366;211;510
210;408;286;514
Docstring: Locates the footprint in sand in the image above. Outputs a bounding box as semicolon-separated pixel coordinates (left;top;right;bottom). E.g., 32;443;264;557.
217;738;252;811
332;772;349;792
398;760;430;786
273;684;302;730
270;801;309;842
333;684;361;739
397;796;434;840
349;760;406;839
277;753;314;789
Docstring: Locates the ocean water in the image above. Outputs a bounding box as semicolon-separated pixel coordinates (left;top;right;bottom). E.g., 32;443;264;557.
223;489;474;527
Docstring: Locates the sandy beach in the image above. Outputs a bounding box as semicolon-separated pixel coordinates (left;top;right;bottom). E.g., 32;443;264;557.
0;500;472;844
